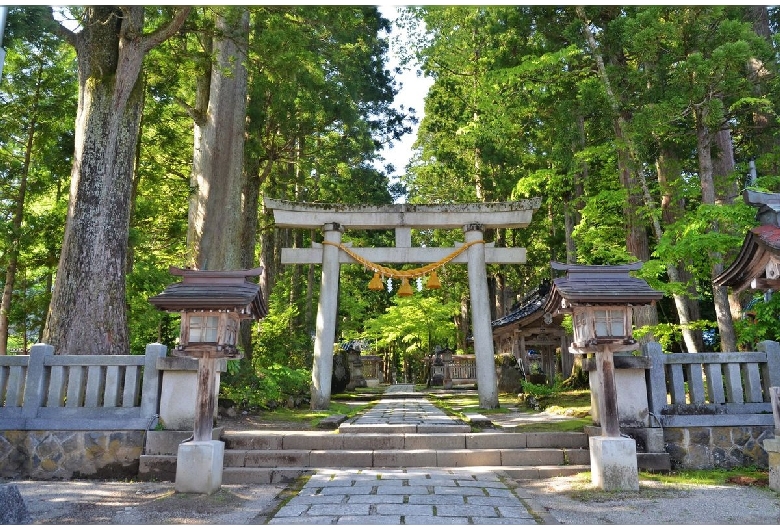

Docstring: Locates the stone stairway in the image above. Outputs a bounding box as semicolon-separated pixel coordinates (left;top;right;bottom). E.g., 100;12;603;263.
138;387;669;484
218;429;591;484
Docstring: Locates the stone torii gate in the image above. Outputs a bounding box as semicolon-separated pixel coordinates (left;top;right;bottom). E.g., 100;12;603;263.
264;197;541;409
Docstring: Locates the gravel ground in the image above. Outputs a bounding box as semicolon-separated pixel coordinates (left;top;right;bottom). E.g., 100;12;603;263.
517;474;780;525
6;474;780;525
7;480;288;525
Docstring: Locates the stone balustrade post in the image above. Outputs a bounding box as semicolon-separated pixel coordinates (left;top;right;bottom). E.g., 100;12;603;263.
21;343;54;419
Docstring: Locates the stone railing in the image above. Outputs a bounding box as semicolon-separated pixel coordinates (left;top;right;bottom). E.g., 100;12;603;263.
0;342;166;431
644;340;780;427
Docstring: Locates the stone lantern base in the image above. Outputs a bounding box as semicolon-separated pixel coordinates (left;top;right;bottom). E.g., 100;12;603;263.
763;438;780;492
175;440;225;494
589;436;639;491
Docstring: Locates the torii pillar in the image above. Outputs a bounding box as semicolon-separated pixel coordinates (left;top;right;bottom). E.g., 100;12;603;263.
312;223;342;409
464;223;498;408
264;198;541;410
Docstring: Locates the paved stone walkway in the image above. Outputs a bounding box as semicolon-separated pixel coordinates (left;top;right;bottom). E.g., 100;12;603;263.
267;385;544;525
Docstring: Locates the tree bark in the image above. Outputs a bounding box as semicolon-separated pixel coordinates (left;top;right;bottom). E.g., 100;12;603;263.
188;7;249;271
43;6;190;355
656;147;703;352
694;103;737;352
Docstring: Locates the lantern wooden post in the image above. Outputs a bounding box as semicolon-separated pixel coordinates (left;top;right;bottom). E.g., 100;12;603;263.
594;345;620;438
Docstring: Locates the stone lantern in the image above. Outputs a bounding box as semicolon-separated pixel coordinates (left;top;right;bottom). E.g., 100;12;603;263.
149;266;266;494
545;262;662;491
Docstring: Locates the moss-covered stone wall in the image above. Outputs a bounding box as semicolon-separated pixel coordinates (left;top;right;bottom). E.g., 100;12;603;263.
0;431;144;480
664;425;773;470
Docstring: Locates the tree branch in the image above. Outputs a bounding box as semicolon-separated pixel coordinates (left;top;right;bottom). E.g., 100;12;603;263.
140;6;192;54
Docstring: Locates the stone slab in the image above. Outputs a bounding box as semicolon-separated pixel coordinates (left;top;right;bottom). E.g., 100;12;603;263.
175;440;225;494
436;449;501;467
526;431;588;448
0;484;31;524
338;424;416;434
500;448;564;466
467;432;527;449
404;433;465;450
309;450;373;467
222;433;285;450
590;436;639;491
373;449;438;467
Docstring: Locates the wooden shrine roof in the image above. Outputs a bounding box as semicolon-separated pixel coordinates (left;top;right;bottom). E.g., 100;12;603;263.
714;225;780;292
492;281;552;330
148;266;267;319
543;262;662;313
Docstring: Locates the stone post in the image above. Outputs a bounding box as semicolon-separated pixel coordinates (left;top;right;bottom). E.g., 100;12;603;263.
464;223;498;409
312;222;342;410
764;386;780;492
21;343;54;420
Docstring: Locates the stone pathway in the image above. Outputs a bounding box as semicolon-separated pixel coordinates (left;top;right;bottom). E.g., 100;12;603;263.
268;467;539;525
267;385;543;525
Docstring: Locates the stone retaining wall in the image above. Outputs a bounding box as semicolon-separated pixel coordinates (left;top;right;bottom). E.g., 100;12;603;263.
0;430;144;480
664;425;773;470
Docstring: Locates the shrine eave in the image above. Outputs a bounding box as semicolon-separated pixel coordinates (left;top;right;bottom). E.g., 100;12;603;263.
714;225;780;292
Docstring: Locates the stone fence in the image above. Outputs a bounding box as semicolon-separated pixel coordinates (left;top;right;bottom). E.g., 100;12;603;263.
0;343;165;431
585;340;780;469
0;343;174;479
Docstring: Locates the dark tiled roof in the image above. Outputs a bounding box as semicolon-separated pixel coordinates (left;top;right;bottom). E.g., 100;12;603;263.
714;225;780;291
148;267;267;319
491;281;551;329
543;262;662;313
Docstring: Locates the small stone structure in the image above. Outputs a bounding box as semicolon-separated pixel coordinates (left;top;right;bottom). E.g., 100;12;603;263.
0;484;31;524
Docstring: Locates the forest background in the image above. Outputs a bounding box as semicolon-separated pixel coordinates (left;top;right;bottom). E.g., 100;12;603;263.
2;5;780;409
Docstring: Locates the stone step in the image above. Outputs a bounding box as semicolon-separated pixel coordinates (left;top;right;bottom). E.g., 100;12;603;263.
221;431;590;451
637;452;672;472
219;464;592;485
222;447;589;469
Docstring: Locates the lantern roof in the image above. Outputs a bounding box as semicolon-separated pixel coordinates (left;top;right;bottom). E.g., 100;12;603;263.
544;262;663;313
148;266;267;319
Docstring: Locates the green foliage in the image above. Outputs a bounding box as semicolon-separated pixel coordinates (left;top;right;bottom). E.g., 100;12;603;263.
734;292;780;349
221;363;310;410
634;321;716;352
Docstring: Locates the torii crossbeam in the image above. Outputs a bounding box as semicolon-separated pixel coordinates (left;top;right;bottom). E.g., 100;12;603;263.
264;197;542;409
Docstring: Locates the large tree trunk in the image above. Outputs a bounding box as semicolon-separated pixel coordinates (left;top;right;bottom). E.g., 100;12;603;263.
188;7;249;271
695;104;737;352
43;6;190;355
577;7;658;334
656;147;703;352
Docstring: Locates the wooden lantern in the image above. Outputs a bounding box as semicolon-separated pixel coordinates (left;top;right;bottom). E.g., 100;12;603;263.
544;262;662;439
149;267;267;359
546;262;662;355
149;266;267;442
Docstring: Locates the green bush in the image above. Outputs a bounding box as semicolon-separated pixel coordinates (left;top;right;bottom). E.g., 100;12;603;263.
221;362;310;410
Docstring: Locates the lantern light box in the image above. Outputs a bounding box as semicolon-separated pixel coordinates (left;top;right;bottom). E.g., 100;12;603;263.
545;262;662;355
